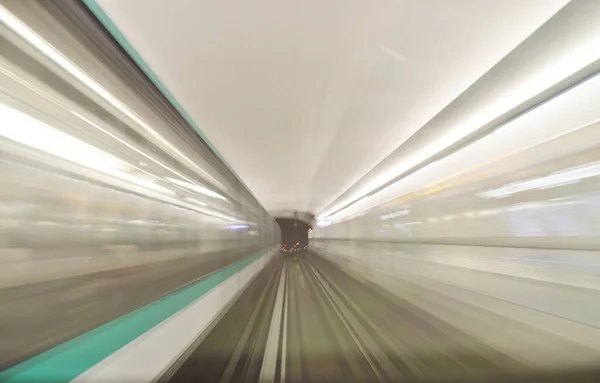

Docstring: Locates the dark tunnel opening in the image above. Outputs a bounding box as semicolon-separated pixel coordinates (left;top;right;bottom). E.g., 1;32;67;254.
275;218;311;252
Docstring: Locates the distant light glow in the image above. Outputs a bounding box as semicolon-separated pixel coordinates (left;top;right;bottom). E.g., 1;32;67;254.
317;220;331;227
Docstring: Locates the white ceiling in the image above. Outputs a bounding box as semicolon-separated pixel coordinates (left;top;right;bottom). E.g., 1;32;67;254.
94;0;568;215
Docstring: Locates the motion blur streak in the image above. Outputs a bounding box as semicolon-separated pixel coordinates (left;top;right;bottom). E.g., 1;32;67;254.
3;1;600;383
0;0;279;376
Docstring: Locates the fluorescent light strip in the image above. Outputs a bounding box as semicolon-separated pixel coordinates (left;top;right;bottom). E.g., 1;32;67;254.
478;162;600;199
0;5;222;188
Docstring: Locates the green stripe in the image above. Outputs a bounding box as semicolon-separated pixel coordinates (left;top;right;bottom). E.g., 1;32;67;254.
82;0;230;171
0;251;266;382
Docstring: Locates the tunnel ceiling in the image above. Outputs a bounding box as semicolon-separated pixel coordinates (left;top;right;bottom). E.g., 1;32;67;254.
92;0;567;217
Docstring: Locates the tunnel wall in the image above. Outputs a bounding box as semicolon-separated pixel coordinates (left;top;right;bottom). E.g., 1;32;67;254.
0;2;280;380
310;116;600;370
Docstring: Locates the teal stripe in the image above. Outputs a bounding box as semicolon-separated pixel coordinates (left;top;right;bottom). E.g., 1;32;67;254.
81;0;231;174
0;251;266;383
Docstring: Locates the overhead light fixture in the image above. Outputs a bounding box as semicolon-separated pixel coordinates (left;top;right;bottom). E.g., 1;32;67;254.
166;177;227;200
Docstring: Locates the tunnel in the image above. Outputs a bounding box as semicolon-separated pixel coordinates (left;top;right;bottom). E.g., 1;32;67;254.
2;1;600;382
276;218;310;252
